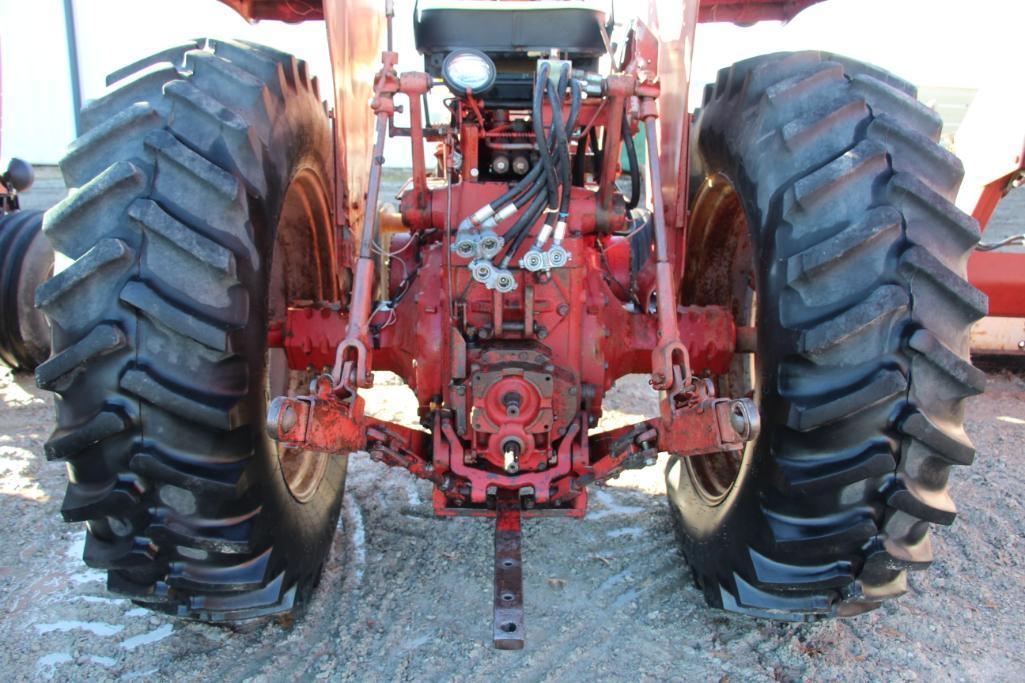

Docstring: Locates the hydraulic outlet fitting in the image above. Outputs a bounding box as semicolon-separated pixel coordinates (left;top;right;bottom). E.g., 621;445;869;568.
471;259;495;285
478;230;505;259
547;244;570;268
520;221;554;272
545;220;571;269
452;230;480;260
489;268;518;293
520;249;547;272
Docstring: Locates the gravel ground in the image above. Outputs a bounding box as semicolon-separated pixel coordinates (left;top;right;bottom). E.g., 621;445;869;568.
2;364;1025;681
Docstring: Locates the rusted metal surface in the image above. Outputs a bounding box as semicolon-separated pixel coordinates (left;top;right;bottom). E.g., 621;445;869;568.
492;494;525;650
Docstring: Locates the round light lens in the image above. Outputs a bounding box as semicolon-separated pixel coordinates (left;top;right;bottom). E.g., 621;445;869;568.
442;49;496;96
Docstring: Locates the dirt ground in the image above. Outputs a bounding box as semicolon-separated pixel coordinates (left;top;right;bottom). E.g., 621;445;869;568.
1;363;1024;681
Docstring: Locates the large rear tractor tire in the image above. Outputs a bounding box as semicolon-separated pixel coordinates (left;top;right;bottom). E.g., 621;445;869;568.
668;52;986;618
36;39;348;620
0;209;52;370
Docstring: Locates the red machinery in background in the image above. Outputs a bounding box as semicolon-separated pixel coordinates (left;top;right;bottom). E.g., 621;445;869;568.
957;85;1025;355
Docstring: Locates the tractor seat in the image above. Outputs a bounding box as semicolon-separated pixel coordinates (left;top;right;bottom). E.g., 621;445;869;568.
414;0;608;58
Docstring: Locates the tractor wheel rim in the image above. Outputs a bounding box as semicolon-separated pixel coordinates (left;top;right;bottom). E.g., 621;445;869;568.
683;173;757;506
268;168;335;503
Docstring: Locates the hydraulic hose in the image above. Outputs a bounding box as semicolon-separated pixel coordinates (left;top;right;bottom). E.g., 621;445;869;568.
567;78;582;137
502;68;580;265
468;64;582;226
546;78;572;219
500;190;548;268
532;63;559;210
488;159;543;211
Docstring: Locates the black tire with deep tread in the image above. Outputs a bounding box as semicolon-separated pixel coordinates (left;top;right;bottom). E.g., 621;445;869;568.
668;51;986;618
0;209;51;370
36;39;347;620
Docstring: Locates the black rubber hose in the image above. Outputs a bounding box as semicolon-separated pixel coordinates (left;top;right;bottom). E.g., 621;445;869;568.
500;70;580;265
488;158;544;211
564;77;582;205
512;171;547;207
488;66;579;215
563;76;584;185
546;78;572;219
567;77;582;136
500;190;548;267
622;104;641;211
532;63;559;209
556;63;569;101
481;63;554;213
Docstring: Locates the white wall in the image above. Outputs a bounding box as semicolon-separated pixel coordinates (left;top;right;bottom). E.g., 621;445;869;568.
0;0;77;164
2;0;1022;166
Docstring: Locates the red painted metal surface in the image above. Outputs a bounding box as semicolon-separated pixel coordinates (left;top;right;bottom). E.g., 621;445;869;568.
218;0;824;24
955;81;1025;324
322;0;384;243
270;294;737;390
968;251;1025;319
697;0;824;23
217;0;324;22
262;2;763;525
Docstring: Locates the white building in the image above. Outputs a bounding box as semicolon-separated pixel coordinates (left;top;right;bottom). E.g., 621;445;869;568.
0;0;1019;167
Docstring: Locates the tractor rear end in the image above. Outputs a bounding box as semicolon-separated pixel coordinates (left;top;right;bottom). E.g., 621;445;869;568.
265;4;761;647
33;0;988;650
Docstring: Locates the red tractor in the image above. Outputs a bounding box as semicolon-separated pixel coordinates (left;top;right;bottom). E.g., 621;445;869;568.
36;0;986;648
